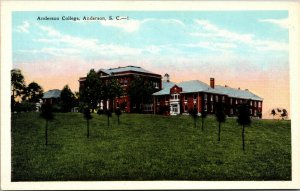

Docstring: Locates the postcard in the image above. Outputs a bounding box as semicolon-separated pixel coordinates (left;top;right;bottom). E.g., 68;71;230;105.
1;1;300;190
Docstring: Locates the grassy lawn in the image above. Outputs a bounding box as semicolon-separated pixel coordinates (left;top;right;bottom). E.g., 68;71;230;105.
11;112;291;181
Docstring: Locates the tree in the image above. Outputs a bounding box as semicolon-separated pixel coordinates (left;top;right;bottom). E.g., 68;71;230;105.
40;103;54;145
83;107;92;138
115;108;122;125
128;75;157;113
106;110;112;127
215;102;226;142
281;109;288;120
103;77;123;110
23;82;44;102
201;110;207;131
11;69;26;101
189;107;198;128
80;69;103;112
60;85;75;112
237;103;251;151
271;109;276;119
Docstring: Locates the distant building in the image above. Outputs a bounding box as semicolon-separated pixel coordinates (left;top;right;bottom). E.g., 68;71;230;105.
153;74;263;118
42;89;61;104
79;66;162;113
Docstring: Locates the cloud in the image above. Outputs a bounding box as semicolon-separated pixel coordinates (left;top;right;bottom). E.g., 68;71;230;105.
191;19;288;52
98;18;185;33
258;18;289;29
15;21;30;33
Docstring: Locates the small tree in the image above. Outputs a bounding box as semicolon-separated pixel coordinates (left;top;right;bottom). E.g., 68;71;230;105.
40;103;54;145
106;109;112;127
271;109;276;119
215;102;226;142
281;109;288;120
60;85;75;112
189;107;198;128
115;108;122;125
237;103;251;151
201;110;207;131
83;107;92;138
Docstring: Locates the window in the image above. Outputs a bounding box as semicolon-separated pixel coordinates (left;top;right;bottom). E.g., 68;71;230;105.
230;108;233;115
254;101;257;107
250;101;253;106
154;82;159;89
204;101;208;111
258;102;261;107
144;104;153;111
185;104;188;112
171;94;179;100
210;95;213;101
124;79;128;86
235;99;238;104
211;104;214;112
230;98;233;105
254;109;257;116
215;95;218;102
250;109;252;115
184;95;188;101
194;94;197;100
204;94;207;100
222;96;225;103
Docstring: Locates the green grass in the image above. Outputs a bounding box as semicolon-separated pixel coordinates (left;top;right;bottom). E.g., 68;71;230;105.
11;112;291;181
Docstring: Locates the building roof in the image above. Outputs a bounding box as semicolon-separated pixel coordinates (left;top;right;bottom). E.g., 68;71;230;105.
215;85;263;101
153;80;263;101
153;81;175;95
42;89;61;99
99;66;158;75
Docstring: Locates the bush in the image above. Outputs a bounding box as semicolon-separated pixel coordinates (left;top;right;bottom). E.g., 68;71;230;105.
97;109;104;115
14;101;36;112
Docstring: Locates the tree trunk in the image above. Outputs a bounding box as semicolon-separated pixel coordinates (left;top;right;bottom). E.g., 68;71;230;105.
218;122;221;142
202;117;204;131
45;120;48;145
107;116;109;127
242;125;245;151
87;119;89;138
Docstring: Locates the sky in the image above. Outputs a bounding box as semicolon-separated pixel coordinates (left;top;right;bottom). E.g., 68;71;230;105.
12;11;289;118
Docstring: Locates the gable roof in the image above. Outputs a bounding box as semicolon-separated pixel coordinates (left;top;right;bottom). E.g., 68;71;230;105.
153;81;175;96
42;89;61;99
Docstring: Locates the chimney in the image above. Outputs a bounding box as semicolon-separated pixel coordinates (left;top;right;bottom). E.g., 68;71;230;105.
163;73;170;82
210;78;215;88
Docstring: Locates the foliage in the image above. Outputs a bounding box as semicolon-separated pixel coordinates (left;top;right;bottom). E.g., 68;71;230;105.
237;103;252;151
271;109;276;119
215;102;226;142
80;69;103;111
11;68;26;100
23;82;44;102
83;107;92;138
14;101;36;112
40;103;54;145
158;105;170;115
115;108;122;125
188;107;198;128
105;109;112;127
201;110;207;131
60;85;75;112
281;109;288;120
103;77;123;109
11;113;291;181
128;75;157;113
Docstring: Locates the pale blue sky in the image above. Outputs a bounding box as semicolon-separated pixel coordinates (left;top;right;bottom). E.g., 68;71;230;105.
12;11;290;115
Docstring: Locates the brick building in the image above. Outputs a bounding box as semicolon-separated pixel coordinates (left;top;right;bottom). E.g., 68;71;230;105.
153;74;263;118
79;66;162;113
